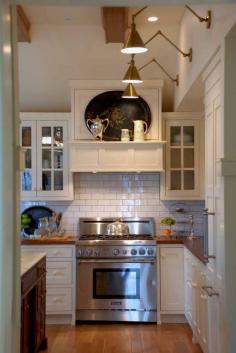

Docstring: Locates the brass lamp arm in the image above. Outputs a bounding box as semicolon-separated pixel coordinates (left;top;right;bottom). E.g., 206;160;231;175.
138;58;179;86
185;5;211;29
132;6;148;22
145;30;192;62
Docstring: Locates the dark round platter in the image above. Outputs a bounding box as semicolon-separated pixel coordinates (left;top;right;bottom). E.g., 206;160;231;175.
84;90;152;141
22;206;53;235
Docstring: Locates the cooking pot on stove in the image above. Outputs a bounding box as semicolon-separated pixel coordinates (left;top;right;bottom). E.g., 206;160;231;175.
106;218;129;236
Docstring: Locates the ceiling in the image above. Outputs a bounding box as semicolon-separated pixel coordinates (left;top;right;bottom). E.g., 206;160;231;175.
23;5;185;25
18;5;188;112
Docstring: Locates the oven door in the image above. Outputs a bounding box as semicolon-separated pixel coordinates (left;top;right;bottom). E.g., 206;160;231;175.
76;259;156;310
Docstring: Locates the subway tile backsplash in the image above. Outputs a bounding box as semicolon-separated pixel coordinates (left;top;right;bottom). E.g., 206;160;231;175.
21;172;205;236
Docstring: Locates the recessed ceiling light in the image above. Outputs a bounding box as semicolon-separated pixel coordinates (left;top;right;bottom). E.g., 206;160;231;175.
147;16;159;22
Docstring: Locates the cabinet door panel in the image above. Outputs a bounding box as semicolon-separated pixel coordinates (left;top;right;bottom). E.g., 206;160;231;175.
160;247;184;312
20;121;37;198
161;115;204;200
37;121;69;197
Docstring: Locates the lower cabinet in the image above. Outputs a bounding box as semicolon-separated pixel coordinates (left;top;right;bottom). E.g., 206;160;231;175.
184;248;209;353
21;245;76;325
21;257;47;353
159;246;184;313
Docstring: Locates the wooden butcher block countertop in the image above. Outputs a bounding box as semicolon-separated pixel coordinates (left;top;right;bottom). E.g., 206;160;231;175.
21;235;76;245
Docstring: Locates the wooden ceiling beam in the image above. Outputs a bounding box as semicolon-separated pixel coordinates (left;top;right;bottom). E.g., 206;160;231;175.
102;7;128;44
17;5;31;43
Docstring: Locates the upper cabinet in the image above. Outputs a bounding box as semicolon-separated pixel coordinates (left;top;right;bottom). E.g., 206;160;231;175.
68;80;165;172
160;113;204;200
20;113;73;201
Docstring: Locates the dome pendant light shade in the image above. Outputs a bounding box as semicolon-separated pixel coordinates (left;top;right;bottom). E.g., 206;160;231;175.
122;83;139;99
121;23;148;54
122;59;143;84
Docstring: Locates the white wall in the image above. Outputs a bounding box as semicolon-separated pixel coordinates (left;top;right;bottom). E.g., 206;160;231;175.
175;4;236;111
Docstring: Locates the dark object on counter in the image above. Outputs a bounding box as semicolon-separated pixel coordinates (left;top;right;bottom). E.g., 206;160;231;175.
21;206;53;235
85;90;152;141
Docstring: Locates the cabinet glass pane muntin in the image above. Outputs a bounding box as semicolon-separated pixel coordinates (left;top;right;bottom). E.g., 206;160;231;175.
183;126;194;146
22;127;32;147
170;126;181;146
42;127;52;146
22;171;32;191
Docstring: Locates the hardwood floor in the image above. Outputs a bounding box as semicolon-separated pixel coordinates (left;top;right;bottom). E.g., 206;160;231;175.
44;323;203;353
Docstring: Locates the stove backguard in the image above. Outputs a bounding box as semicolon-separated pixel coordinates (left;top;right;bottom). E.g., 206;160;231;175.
78;217;155;237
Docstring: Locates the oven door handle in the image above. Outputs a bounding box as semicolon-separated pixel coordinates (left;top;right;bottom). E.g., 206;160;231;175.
76;258;156;264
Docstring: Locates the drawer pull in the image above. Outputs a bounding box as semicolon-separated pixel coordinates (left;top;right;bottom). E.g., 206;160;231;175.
52;297;64;303
52;251;63;256
52;270;64;276
202;286;219;297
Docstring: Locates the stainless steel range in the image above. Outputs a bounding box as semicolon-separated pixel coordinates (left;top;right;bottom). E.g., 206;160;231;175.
76;217;157;322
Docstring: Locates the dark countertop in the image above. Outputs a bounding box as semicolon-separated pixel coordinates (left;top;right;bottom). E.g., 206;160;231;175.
156;236;206;264
21;235;76;245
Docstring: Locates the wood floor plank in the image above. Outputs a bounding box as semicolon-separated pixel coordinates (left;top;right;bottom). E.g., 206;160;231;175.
44;323;203;353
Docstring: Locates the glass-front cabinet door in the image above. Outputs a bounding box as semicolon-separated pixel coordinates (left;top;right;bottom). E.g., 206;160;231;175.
161;114;204;200
20;121;37;198
37;121;69;197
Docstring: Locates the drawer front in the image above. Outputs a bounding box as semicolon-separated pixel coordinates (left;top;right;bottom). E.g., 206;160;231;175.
46;261;72;285
22;245;74;258
46;287;72;312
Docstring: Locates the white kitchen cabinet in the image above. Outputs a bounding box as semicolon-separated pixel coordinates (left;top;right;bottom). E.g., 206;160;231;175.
159;246;184;313
160;113;204;200
202;53;226;353
21;244;76;325
20;113;73;201
184;248;209;353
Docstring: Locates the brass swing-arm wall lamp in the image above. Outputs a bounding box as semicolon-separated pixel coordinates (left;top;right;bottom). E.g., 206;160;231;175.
122;55;179;86
122;56;179;99
139;58;179;86
121;6;148;54
144;30;192;62
185;5;211;29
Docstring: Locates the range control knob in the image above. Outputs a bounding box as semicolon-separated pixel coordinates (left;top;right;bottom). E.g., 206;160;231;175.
139;248;146;256
131;249;137;255
85;249;93;257
147;248;154;256
113;249;120;256
94;250;100;257
77;249;82;257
